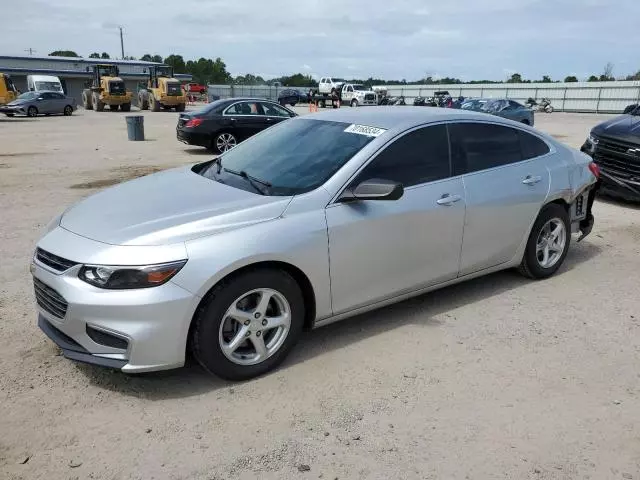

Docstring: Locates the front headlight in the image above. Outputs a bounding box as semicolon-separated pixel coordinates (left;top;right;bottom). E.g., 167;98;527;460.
78;260;187;289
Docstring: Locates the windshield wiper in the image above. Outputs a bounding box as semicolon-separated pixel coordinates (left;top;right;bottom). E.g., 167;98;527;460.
223;168;272;195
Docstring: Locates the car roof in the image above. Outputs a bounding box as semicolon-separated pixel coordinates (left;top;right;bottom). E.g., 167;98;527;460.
224;97;280;103
306;106;510;131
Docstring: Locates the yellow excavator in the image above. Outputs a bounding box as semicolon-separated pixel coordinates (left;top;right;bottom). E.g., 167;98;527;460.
138;65;186;112
0;73;18;105
82;64;132;112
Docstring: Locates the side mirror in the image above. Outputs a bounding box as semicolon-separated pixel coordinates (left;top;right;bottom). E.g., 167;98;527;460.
341;178;404;202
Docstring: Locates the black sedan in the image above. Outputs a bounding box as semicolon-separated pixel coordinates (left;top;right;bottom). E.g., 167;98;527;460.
277;88;307;107
176;98;296;153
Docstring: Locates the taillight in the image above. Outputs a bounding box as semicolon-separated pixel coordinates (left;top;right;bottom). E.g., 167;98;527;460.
184;118;203;128
588;162;601;179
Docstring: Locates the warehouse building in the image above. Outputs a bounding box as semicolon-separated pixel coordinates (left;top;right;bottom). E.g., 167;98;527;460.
0;55;192;106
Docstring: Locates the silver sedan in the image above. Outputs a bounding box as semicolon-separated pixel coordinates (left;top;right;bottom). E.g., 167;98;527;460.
32;107;600;380
2;90;77;117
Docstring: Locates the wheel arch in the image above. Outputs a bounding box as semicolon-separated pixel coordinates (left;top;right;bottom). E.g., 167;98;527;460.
187;260;318;350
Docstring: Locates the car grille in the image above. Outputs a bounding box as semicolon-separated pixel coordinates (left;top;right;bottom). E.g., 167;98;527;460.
35;248;78;272
594;137;640;179
365;93;375;101
33;277;68;319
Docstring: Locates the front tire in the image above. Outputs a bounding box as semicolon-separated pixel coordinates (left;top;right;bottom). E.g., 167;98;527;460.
351;99;358;107
149;95;160;112
93;93;104;112
192;269;305;380
63;105;73;116
518;204;570;279
27;106;38;117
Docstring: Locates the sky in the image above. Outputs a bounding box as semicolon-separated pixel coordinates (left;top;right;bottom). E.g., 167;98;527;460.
6;0;640;82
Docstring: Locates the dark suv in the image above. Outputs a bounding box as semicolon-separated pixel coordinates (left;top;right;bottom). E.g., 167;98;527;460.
581;105;640;201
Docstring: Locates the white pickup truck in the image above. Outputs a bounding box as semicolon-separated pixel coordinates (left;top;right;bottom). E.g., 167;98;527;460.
340;83;378;107
318;77;345;95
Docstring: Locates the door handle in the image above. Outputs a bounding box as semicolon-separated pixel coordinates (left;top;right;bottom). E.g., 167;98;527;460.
522;175;542;185
266;117;273;122
436;194;462;206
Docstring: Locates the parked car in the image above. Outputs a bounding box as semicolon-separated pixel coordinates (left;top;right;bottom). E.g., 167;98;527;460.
1;91;77;117
581;106;640;201
34;107;599;380
184;82;207;94
481;99;535;126
277;88;303;106
460;98;488;112
176;97;296;153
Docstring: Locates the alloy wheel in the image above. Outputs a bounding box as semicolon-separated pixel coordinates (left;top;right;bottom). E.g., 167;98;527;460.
217;133;237;152
218;288;291;366
536;218;566;269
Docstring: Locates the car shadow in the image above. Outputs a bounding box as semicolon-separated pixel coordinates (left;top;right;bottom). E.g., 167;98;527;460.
184;148;214;156
76;241;602;399
596;194;640;210
0;117;37;122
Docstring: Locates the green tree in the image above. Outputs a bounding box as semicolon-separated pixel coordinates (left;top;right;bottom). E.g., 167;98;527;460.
165;54;187;73
507;73;523;83
625;70;640;81
587;75;599;82
89;52;100;58
141;54;163;63
101;52;110;59
541;75;552;83
49;50;80;57
564;75;578;82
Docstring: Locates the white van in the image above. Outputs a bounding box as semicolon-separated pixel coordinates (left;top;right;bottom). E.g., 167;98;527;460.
27;75;64;93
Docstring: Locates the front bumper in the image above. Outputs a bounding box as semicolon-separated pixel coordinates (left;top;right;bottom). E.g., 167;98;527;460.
581;143;640;201
32;228;200;373
1;105;26;115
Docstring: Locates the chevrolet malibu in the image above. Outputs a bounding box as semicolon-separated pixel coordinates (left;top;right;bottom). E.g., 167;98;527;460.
33;108;599;380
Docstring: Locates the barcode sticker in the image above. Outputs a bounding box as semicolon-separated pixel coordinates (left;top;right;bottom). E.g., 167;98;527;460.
344;124;386;137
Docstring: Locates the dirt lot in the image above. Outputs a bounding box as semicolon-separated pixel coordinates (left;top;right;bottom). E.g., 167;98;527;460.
1;107;639;480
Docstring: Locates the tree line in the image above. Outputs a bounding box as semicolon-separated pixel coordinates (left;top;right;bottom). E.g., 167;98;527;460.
48;51;640;85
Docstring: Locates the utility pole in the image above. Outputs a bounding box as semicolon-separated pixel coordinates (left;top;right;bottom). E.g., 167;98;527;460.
24;48;36;56
119;26;125;59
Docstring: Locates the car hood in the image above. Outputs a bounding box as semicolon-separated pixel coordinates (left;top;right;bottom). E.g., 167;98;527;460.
592;114;640;145
60;166;293;246
6;99;28;106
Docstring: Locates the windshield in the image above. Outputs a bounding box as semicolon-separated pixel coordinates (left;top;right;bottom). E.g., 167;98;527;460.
35;82;62;92
353;85;368;91
155;66;173;77
198;119;378;195
17;92;38;101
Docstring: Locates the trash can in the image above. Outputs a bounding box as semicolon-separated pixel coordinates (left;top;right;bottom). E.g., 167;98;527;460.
125;115;145;141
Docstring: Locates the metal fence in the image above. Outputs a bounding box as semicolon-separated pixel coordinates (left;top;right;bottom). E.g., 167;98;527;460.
207;84;313;102
375;81;640;114
206;81;640;113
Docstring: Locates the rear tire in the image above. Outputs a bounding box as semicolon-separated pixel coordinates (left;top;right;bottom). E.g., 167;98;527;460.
518;204;570;279
120;103;131;112
351;99;358;107
150;95;160;112
82;90;93;110
138;92;149;110
63;105;73;116
27;106;38;117
176;103;186;112
213;131;237;154
191;269;305;380
93;93;104;112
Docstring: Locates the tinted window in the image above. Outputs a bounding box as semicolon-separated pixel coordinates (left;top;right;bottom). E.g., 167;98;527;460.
508;100;522;109
52;92;65;99
225;101;261;115
355;125;450;187
41;92;55;99
450;123;522;174
198;119;377;195
260;102;292;117
519;130;550;159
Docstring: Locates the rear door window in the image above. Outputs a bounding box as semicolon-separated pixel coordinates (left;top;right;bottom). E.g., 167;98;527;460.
260;102;292;117
449;122;523;175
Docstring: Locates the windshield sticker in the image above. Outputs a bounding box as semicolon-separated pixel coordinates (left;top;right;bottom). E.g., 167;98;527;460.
344;124;386;137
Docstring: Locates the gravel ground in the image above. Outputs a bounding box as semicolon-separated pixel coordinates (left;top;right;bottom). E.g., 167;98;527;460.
1;107;639;480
